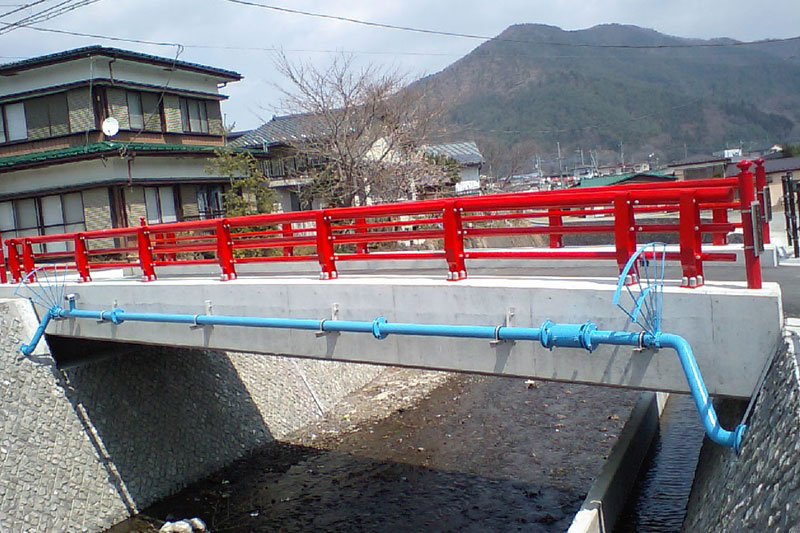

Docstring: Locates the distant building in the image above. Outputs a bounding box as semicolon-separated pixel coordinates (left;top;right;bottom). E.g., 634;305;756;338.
229;113;326;212
423;141;484;195
667;154;731;180
0;46;245;249
575;170;676;188
725;156;800;206
232;113;485;206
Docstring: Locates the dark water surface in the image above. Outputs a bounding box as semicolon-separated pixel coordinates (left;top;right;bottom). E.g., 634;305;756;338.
110;374;638;532
615;394;705;532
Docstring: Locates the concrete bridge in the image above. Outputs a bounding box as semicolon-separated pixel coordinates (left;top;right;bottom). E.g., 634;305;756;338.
1;165;796;532
6;271;782;399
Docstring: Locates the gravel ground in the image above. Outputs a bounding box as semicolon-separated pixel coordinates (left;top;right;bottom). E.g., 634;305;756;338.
109;368;638;533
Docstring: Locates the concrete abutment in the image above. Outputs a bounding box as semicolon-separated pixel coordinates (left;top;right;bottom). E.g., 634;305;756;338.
0;298;383;532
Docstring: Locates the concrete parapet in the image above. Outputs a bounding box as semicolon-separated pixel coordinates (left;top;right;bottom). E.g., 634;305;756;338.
0;298;382;532
13;275;783;399
682;323;800;531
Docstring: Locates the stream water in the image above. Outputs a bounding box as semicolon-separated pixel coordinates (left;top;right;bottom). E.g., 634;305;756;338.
615;394;705;532
109;373;639;532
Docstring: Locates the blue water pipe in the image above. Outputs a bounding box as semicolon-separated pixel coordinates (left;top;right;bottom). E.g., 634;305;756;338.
19;292;746;452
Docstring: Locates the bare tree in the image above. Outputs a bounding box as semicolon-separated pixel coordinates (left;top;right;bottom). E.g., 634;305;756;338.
273;52;450;207
480;139;539;191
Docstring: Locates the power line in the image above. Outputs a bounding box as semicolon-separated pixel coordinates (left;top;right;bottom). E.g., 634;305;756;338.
0;0;102;35
2;23;459;58
223;0;800;50
0;0;48;19
7;23;184;47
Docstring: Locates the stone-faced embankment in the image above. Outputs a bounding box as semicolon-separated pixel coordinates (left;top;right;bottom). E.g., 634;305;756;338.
0;298;382;532
683;326;800;531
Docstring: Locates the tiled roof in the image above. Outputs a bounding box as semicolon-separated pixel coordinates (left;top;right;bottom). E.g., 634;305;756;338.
229;113;326;148
0;142;253;170
724;156;800;176
576;170;675;188
0;46;241;80
424;141;484;165
668;154;729;167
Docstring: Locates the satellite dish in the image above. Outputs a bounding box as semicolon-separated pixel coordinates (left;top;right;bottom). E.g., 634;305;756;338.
102;117;120;137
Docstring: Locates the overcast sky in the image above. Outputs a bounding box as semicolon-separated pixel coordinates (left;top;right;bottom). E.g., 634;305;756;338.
2;0;799;131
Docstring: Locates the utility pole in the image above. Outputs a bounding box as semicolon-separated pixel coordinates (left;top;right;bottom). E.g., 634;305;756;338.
557;142;563;175
619;142;624;167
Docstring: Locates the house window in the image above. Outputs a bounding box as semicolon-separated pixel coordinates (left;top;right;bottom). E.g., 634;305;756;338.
0;193;86;253
196;185;225;219
264;158;285;178
127;91;144;130
144;186;178;224
127;91;163;132
24;94;69;139
0;102;27;143
179;98;209;133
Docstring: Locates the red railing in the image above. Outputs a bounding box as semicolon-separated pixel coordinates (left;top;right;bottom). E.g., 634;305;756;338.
1;160;767;289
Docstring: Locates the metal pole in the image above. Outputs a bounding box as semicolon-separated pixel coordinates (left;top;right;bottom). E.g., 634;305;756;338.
789;173;799;258
793;175;800;259
782;173;793;246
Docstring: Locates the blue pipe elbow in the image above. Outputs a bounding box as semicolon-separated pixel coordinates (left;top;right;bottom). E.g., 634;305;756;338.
656;333;746;452
20;306;57;356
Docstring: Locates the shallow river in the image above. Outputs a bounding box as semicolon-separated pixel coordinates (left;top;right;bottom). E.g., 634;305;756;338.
111;372;642;532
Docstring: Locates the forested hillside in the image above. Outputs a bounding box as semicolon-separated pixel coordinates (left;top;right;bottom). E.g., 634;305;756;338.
415;24;800;175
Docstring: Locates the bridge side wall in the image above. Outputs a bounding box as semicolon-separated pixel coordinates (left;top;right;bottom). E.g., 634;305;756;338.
0;299;382;532
682;331;800;531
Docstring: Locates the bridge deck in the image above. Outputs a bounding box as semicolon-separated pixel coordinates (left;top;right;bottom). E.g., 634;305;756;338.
1;274;781;399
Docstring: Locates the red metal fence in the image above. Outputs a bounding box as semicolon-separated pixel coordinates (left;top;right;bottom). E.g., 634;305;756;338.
1;159;769;289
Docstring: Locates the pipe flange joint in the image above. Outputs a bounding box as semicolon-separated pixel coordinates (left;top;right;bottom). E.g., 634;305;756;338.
579;321;597;352
539;319;555;350
49;305;63;319
109;308;125;325
372;316;388;340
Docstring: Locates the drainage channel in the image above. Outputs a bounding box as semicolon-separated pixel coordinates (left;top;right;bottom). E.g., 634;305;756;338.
615;394;705;532
568;392;705;533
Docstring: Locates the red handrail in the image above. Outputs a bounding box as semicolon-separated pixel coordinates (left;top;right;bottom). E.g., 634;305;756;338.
2;163;765;289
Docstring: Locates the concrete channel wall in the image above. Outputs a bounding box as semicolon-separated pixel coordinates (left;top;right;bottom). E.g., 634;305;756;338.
682;324;800;531
0;298;383;532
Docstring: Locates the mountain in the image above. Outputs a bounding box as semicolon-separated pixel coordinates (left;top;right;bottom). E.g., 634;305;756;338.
414;24;800;175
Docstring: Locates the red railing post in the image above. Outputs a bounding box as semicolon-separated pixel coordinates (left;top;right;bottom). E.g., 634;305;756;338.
712;208;728;245
136;226;157;281
613;194;637;276
21;239;36;281
679;192;704;287
548;208;563;248
315;210;337;279
73;233;92;282
6;241;22;283
443;201;467;280
754;157;770;245
737;160;762;289
355;217;369;254
0;243;6;284
215;219;237;281
282;223;295;257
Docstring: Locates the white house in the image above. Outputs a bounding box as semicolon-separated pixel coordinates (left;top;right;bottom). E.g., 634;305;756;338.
0;46;247;250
